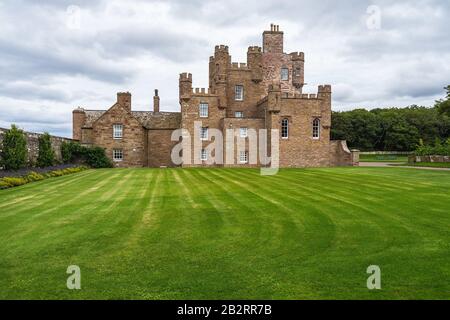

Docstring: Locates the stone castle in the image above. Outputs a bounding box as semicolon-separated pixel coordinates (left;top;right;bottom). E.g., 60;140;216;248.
73;25;358;168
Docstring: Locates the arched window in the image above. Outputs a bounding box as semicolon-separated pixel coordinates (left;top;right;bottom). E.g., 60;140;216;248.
281;118;289;139
313;118;320;139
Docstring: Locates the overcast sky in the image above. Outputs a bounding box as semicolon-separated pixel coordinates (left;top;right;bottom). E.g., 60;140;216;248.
0;0;449;137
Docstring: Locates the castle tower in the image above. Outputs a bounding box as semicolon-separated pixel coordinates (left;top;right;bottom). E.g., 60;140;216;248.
211;45;230;108
263;24;283;54
247;46;263;83
179;73;192;102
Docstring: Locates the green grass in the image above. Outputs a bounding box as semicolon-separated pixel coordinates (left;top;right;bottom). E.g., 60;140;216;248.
360;154;409;162
0;168;449;300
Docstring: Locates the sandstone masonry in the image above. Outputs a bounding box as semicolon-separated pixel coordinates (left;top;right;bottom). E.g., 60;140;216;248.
73;25;358;168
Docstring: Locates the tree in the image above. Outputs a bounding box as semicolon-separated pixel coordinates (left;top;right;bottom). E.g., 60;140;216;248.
436;85;450;116
37;133;55;167
0;124;27;170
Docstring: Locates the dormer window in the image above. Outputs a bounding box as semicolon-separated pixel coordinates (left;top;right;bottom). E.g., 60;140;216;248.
281;68;289;81
113;124;123;139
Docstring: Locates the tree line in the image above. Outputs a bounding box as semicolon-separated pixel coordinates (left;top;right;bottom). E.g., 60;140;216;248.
331;86;450;151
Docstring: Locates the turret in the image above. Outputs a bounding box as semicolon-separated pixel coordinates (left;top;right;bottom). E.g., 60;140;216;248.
212;45;230;108
72;107;85;141
179;73;192;102
290;52;305;91
153;89;160;112
263;24;283;54
267;84;281;113
117;92;131;111
318;85;332;111
247;46;263;83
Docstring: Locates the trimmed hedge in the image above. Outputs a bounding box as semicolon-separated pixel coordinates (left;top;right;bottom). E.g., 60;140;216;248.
0;166;88;190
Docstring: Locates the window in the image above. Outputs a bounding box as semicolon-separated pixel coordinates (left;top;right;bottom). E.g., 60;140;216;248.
201;149;208;161
313;118;321;139
281;68;289;81
113;149;123;162
235;85;244;101
281;118;289;139
239;151;248;164
113;124;123;139
199;103;209;118
200;127;209;140
295;67;302;77
235;111;244;118
240;127;248;138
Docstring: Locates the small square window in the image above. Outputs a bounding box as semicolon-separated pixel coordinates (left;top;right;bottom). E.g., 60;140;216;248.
113;149;123;162
200;127;209;140
281;68;289;81
113;124;123;139
235;111;244;118
201;149;208;161
235;85;244;101
240;127;248;138
239;151;248;164
199;103;209;118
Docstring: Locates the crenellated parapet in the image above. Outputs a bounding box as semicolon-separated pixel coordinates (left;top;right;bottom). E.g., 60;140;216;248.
179;72;193;102
289;52;305;61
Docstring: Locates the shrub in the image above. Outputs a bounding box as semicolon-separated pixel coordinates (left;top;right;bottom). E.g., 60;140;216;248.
37;133;55;168
415;138;450;156
25;171;45;182
0;166;88;190
0;124;27;170
1;177;28;187
61;142;112;168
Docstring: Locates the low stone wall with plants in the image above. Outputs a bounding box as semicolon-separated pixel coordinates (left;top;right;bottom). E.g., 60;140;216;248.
409;139;450;164
0;166;88;190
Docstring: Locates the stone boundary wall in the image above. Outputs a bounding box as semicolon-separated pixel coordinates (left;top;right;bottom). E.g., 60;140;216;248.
0;127;74;166
360;151;413;155
408;155;450;164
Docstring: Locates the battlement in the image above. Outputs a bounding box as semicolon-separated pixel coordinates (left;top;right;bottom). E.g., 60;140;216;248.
180;73;192;82
192;88;209;95
215;45;229;53
248;46;262;53
231;62;249;70
290;52;305;61
318;85;332;93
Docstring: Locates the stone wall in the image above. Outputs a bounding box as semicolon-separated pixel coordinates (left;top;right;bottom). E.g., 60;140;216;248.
0;127;73;166
409;155;450;164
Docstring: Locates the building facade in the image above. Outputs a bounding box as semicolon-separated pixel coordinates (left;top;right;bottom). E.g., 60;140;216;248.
73;25;357;168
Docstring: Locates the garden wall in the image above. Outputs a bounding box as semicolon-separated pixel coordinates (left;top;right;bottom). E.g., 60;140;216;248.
409;155;450;164
0;127;73;166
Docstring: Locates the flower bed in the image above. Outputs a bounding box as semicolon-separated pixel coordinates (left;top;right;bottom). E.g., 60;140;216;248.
0;165;88;190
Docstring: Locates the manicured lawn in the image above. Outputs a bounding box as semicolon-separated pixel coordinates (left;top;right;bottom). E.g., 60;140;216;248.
360;154;409;162
0;168;449;300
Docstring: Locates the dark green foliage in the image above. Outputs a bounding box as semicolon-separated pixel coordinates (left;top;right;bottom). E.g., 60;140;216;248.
61;141;113;168
0;125;27;170
37;133;55;168
436;85;450;116
415;138;450;156
332;106;450;151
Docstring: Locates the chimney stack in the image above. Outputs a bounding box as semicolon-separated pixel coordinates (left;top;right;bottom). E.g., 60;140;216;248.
153;89;160;112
